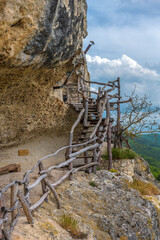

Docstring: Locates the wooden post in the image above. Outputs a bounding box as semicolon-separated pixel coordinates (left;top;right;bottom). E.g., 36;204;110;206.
23;177;31;206
17;190;34;224
2;229;11;240
84;143;89;165
10;184;18;222
107;119;113;170
97;87;101;114
44;180;61;209
68;134;73;181
67;87;70;104
116;77;121;148
92;140;97;173
39;162;48;202
106;95;113;170
83;99;88;127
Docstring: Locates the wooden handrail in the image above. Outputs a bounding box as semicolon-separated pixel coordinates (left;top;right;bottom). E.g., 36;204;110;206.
0;76;123;239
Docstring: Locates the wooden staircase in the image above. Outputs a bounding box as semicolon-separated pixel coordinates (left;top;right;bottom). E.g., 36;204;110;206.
65;82;112;170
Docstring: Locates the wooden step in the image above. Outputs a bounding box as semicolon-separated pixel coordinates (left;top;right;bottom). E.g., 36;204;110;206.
75;105;96;108
76;156;93;159
81;130;106;134
72;103;96;107
77;137;90;140
88;113;99;116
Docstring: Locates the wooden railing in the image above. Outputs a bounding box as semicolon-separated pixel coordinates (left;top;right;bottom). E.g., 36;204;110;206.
0;78;120;240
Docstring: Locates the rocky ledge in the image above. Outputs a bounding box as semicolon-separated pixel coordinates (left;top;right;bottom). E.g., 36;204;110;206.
13;170;160;240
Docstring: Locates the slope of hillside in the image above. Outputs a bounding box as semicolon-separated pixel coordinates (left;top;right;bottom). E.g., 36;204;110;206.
130;134;160;180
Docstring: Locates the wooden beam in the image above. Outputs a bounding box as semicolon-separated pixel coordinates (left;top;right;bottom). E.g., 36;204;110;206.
0;164;21;175
107;119;113;170
69;143;99;158
2;229;11;240
39;162;48;202
27;174;47;192
10;184;18;222
44;180;61;209
17;190;34;224
30;192;49;212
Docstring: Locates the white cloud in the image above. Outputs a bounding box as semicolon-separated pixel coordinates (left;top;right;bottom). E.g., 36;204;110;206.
84;15;160;67
86;54;160;106
87;54;160;80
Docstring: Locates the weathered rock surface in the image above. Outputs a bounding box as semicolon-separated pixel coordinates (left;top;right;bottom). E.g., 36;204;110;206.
13;170;160;240
0;0;87;67
0;0;88;149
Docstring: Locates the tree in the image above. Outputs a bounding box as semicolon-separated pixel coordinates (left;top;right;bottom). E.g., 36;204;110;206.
117;93;160;148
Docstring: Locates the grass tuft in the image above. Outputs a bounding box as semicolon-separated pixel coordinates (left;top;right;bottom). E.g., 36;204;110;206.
129;179;160;195
59;214;87;239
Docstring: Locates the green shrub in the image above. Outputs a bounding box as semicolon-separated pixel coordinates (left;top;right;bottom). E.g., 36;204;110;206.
103;148;137;160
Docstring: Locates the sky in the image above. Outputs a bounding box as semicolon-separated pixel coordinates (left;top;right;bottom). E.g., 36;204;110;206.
83;0;160;107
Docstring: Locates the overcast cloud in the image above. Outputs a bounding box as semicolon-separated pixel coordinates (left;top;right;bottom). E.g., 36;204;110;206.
84;0;160;108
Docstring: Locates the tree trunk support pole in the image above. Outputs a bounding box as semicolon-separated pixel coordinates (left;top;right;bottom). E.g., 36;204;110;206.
116;77;121;148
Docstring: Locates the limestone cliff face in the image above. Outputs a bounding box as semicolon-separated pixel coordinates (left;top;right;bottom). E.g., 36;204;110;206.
0;0;87;67
0;0;88;148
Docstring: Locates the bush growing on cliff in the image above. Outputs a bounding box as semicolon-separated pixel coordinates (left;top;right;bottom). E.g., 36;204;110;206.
103;148;137;160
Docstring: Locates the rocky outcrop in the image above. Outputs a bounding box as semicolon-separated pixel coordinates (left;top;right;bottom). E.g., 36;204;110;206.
0;0;87;67
0;0;88;148
12;170;160;240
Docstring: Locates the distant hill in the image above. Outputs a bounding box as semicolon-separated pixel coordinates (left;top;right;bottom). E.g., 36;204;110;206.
129;134;160;180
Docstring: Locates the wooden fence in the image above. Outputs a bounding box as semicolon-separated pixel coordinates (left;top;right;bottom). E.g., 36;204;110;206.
0;77;122;240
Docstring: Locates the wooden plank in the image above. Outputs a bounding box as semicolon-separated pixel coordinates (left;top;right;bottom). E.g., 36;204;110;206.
18;150;29;156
